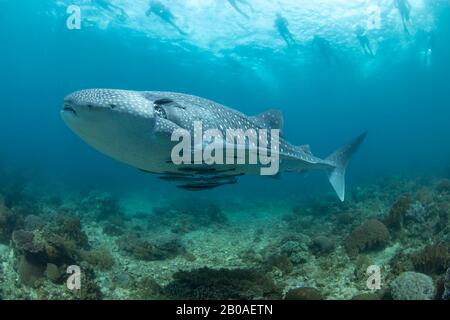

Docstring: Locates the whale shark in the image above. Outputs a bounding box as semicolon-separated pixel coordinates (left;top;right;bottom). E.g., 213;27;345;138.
61;89;366;201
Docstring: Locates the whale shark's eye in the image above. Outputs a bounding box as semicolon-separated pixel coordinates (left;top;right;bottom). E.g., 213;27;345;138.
109;104;116;109
154;105;167;119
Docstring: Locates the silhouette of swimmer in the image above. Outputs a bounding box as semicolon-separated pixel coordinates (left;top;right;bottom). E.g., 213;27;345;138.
394;0;411;34
426;30;436;53
423;30;436;64
274;14;296;46
355;25;374;57
312;36;337;66
94;0;128;20
146;1;186;35
227;0;253;19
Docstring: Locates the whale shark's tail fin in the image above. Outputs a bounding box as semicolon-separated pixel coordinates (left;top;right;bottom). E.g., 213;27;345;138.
325;132;367;202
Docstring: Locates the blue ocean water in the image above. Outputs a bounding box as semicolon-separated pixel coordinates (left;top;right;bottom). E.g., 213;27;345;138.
0;0;449;198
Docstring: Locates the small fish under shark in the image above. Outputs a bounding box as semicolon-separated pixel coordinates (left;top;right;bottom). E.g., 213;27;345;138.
61;89;366;201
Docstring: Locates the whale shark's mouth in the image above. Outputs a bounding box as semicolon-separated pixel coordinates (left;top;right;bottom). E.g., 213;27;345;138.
63;106;77;116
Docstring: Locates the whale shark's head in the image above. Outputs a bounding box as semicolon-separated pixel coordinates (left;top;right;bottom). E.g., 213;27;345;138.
61;88;155;127
61;88;190;171
61;89;161;165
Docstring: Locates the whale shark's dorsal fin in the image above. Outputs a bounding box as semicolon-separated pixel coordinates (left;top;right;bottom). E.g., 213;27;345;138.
251;109;284;133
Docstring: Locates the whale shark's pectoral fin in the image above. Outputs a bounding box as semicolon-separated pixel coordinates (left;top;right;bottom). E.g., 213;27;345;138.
251;109;284;134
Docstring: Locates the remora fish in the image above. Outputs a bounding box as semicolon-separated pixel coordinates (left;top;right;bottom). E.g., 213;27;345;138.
61;89;366;201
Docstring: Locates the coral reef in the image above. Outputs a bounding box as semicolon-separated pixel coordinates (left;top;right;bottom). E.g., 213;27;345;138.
53;215;89;249
385;194;413;231
264;254;294;274
15;255;46;287
344;219;390;256
0;173;448;300
436;179;450;194
24;215;44;231
284;287;323;300
102;222;124;237
12;230;47;287
297;196;349;216
309;236;335;255
411;244;450;275
152;201;227;234
164;267;280;300
0;196;22;243
12;230;44;254
117;234;186;261
45;263;61;283
404;202;428;224
80;248;115;271
1;174;32;210
132;277;164;299
70;267;103;300
391;272;436;300
443;268;450;300
80;191;123;221
389;251;414;277
263;234;310;265
351;293;380;300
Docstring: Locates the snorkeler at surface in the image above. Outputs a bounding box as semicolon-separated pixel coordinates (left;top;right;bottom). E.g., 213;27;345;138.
93;0;128;20
312;36;337;66
394;0;412;34
426;31;436;53
227;0;253;19
94;0;128;20
274;13;296;47
355;25;375;57
146;1;186;35
423;30;436;65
